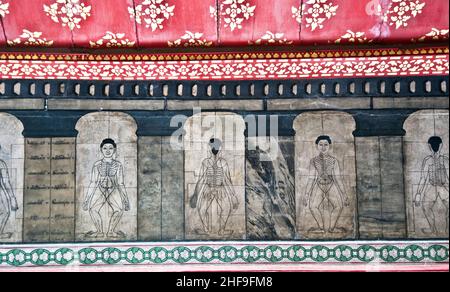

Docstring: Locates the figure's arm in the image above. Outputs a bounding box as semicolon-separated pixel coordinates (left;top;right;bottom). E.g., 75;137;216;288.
0;162;18;211
415;157;430;206
191;162;207;208
223;161;238;210
303;160;317;207
332;159;349;206
117;164;130;211
83;164;99;211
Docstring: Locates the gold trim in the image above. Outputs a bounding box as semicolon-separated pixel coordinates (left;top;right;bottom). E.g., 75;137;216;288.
0;47;448;62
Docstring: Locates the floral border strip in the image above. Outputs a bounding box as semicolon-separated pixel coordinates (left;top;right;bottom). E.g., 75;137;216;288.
0;47;447;62
0;54;447;81
0;241;447;268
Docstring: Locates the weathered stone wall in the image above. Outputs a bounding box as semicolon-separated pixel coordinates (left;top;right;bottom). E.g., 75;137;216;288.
0;106;448;243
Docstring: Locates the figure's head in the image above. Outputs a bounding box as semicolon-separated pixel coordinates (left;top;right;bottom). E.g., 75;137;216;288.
428;136;443;153
100;138;117;158
209;138;222;156
315;135;332;154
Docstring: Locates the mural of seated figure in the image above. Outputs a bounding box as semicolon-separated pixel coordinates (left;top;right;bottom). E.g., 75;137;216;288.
83;139;130;239
190;138;239;237
303;136;350;235
414;136;449;235
0;147;19;240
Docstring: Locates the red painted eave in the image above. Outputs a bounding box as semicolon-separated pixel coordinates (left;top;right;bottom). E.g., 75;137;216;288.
0;0;447;52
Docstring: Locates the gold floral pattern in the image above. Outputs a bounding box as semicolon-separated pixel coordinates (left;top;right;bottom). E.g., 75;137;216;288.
220;0;256;31
129;0;175;32
168;31;213;47
293;0;339;31
7;30;54;47
89;32;136;48
334;31;373;44
43;0;91;31
249;31;294;45
383;0;426;29
0;1;9;18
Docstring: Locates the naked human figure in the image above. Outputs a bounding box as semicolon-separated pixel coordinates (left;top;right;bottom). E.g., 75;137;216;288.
414;136;449;235
303;136;350;234
82;139;130;239
190;138;239;236
0;145;19;240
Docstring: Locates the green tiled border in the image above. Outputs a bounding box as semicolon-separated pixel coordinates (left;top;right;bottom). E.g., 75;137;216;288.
0;241;448;267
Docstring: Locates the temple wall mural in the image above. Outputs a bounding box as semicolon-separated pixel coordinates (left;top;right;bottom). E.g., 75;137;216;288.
0;0;447;273
294;111;357;240
184;112;246;240
0;113;24;243
404;110;449;239
75;112;138;242
0;107;447;244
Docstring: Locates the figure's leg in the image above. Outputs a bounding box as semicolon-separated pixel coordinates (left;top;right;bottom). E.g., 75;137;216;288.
421;185;438;234
0;194;11;238
218;190;233;235
88;192;106;237
197;190;214;233
309;187;325;232
438;186;449;235
106;191;125;238
327;185;344;233
444;199;449;235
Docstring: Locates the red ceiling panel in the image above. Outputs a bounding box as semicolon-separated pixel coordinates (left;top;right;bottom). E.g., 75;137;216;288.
1;0;73;47
0;22;6;47
0;1;8;46
72;0;138;48
133;0;218;48
218;0;301;46
0;0;447;49
378;0;450;43
299;0;383;45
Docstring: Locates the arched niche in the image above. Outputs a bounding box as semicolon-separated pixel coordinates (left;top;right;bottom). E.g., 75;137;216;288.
293;111;357;239
184;112;246;240
0;113;24;243
75;112;138;242
403;110;449;238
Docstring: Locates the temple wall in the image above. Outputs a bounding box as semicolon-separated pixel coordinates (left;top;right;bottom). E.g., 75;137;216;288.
0;104;448;242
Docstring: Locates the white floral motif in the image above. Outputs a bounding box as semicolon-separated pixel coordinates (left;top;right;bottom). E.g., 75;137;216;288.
129;0;175;32
7;30;54;47
249;31;293;45
89;32;136;48
291;6;302;24
382;0;426;29
335;31;373;44
168;31;213;47
220;0;256;31
209;5;217;20
293;0;339;31
1;56;448;80
412;28;449;42
0;1;9;18
43;0;91;30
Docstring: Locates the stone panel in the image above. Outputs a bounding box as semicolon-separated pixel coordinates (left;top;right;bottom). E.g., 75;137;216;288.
184;112;246;240
0;113;24;243
75;112;138;242
246;137;296;240
294;111;357;239
404;110;449;238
